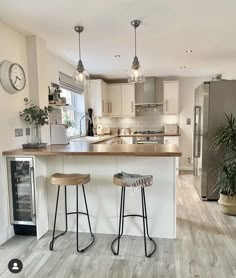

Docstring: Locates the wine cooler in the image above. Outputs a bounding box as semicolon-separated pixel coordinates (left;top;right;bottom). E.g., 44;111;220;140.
7;157;36;235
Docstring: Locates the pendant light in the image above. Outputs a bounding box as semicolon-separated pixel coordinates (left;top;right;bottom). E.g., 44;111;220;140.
128;20;145;83
73;25;89;90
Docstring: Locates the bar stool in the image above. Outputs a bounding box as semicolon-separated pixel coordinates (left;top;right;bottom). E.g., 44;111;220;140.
49;173;95;253
111;173;157;258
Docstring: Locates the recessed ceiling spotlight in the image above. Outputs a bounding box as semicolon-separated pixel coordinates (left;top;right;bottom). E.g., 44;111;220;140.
180;66;187;69
114;55;120;58
186;50;193;53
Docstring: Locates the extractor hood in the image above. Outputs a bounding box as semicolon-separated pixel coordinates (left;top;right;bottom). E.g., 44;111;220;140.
135;77;163;107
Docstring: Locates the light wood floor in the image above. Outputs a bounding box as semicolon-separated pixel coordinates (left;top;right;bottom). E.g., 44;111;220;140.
0;174;236;278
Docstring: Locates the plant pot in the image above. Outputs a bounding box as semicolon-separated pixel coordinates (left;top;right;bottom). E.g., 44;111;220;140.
218;193;236;216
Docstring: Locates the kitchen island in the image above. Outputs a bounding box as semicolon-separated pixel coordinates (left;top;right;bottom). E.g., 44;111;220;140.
3;142;181;240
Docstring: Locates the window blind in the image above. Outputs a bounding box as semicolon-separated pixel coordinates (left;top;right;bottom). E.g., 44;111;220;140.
59;72;84;94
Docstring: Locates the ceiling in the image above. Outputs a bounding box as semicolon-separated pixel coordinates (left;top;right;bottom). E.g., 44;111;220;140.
1;0;236;79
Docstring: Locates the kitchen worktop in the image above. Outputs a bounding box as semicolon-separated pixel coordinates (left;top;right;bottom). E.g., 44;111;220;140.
121;133;181;137
2;141;181;157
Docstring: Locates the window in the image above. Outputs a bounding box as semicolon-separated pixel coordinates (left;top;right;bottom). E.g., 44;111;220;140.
60;88;85;137
59;72;85;137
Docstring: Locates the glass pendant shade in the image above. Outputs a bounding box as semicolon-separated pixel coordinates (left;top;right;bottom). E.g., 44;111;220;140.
128;20;145;83
73;26;89;91
128;65;145;83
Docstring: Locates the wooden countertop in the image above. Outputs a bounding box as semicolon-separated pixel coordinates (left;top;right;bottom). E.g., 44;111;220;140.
121;133;180;137
2;142;181;157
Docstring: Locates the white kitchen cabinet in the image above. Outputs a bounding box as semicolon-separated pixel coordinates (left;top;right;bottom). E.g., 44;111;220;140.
164;136;180;175
108;85;122;116
121;84;135;116
120;137;133;144
163;80;179;115
87;79;109;117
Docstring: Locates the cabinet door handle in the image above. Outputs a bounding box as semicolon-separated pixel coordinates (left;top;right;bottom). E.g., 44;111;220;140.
165;100;168;112
131;101;133;113
110;102;112;113
102;100;104;113
107;102;109;113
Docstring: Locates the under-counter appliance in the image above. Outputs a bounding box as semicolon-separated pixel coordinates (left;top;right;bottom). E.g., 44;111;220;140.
133;130;164;144
7;157;36;235
193;80;236;200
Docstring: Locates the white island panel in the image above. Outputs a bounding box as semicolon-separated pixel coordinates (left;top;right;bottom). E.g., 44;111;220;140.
45;156;176;239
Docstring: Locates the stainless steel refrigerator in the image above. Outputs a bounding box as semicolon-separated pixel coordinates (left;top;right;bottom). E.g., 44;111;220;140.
193;80;236;200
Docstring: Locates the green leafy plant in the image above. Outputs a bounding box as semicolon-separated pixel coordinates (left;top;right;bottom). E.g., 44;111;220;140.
63;114;75;129
212;113;236;196
20;99;53;126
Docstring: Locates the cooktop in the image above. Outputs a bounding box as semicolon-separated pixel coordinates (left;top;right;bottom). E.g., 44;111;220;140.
134;130;163;134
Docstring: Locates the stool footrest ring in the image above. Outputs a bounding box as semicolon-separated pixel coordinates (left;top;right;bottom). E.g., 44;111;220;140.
49;184;95;253
111;186;157;258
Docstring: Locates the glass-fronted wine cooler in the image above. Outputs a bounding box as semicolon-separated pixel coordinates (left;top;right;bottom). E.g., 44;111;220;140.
7;157;36;235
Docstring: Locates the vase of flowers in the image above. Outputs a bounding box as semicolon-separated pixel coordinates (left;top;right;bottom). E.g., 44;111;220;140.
20;98;53;145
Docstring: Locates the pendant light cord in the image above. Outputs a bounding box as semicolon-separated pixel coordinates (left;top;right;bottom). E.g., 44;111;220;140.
78;32;81;60
134;26;137;57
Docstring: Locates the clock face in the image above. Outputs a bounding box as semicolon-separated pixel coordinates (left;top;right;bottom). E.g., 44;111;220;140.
9;63;26;91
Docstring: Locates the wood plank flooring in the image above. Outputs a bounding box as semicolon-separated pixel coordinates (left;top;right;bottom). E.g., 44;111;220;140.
0;174;235;278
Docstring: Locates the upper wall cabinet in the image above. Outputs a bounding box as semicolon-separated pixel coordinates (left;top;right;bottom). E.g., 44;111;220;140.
121;84;135;117
108;83;135;117
88;80;135;117
163;80;179;115
87;80;109;117
108;85;122;116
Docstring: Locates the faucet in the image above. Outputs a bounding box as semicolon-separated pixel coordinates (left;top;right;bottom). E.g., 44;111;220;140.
79;115;92;137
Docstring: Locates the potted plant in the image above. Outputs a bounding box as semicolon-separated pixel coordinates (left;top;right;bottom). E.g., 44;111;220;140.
20;98;53;145
63;114;75;129
212;113;236;215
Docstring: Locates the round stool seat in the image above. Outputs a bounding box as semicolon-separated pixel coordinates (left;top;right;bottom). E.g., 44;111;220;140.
51;173;90;186
113;173;152;187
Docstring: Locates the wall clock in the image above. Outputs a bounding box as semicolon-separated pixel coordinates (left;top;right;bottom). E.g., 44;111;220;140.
0;60;26;94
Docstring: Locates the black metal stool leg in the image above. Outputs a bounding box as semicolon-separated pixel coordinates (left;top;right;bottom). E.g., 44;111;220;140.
76;185;95;253
111;186;126;255
141;187;157;257
49;186;68;251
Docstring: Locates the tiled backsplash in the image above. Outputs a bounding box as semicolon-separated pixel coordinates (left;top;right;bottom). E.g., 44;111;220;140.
94;106;164;132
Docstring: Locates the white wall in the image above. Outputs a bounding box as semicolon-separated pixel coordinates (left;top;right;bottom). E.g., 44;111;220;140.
0;22;30;245
0;21;76;245
222;66;236;79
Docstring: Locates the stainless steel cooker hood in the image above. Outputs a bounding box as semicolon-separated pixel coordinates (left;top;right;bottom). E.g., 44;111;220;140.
135;77;163;107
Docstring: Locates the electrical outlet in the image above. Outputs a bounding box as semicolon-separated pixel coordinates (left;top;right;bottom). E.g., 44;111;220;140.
26;128;30;136
15;128;23;137
187;118;191;125
187;157;191;164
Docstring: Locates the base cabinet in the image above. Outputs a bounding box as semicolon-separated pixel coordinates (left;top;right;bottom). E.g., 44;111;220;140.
164;136;179;175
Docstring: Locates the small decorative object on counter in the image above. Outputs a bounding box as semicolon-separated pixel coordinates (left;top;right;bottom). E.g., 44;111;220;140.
20;98;53;148
87;108;94;136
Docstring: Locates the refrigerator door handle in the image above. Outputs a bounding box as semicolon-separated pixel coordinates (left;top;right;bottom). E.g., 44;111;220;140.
193;106;201;158
30;166;36;223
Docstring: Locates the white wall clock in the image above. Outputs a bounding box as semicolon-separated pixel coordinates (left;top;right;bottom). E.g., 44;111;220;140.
0;60;26;94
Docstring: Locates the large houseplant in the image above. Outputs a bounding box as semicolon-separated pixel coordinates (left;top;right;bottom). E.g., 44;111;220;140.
20;98;53;144
212;113;236;215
